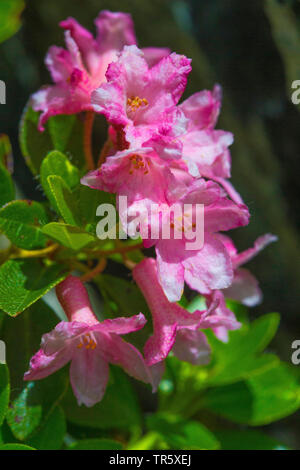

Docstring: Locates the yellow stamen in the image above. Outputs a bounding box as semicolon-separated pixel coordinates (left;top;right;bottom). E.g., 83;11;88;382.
127;96;148;112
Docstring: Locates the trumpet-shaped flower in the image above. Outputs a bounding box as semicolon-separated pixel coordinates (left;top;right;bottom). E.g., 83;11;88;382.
92;45;191;158
133;258;240;365
152;178;250;301
32;11;170;130
24;275;153;407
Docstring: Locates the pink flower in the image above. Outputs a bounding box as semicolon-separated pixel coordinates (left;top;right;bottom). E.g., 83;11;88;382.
133;258;240;366
81;147;173;207
177;85;233;179
204;290;241;343
32;11;170;131
24;275;153;407
152;178;250;302
220;233;278;307
92;45;191;158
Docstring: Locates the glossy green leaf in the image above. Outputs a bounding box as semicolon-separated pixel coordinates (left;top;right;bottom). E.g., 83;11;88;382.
0;166;15;208
203;363;300;425
47;175;81;226
0;0;24;44
2;300;61;393
215;429;289;450
3;300;68;441
42;223;97;251
146;414;220;450
0;443;35;450
62;367;141;429
69;439;123;450
40;151;80;212
205;313;280;386
6;371;68;441
26;406;66;450
0;259;66;316
0;200;48;249
0;134;13;170
19;106;85;174
76;185;115;234
0;364;9;427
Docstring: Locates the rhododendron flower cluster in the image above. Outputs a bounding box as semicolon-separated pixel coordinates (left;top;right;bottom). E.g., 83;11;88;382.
25;10;276;407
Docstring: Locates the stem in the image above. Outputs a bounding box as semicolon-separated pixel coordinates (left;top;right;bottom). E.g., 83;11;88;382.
97;138;112;168
10;243;59;259
83;111;95;171
80;258;107;282
85;242;143;258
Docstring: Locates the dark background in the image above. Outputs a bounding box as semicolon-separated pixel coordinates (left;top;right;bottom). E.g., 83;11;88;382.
0;0;300;442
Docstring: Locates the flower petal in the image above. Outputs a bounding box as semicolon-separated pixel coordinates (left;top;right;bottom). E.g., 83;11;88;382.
223;268;263;307
24;347;72;381
172;329;211;365
70;348;109;407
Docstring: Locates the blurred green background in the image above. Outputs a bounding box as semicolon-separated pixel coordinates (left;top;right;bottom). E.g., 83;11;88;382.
0;0;300;446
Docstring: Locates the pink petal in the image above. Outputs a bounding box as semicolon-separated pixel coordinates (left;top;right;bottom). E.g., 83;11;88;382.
93;313;147;335
45;46;73;83
97;333;153;387
41;321;89;356
223;268;263;307
155;241;185;302
95;10;136;51
204;291;241;342
180;85;222;131
183;233;234;293
233;234;278;268
24;347;73;381
204;199;250;232
56;275;98;325
142;47;171;67
70;348;109;407
172;329;211;365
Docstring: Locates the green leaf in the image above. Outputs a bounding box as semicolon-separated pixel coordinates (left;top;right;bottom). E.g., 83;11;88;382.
0;0;24;44
0;134;13;170
2;300;61;392
0;200;48;249
0;364;9;427
0;166;15;208
62;366;141;429
0;259;66;316
203;362;300;425
6;371;68;441
3;300;69;441
47;175;81;226
206;313;280;386
19;107;86;174
76;185;115;234
69;439;123;450
215;429;289;450
40;151;80;212
26;406;66;450
41;223;97;251
146;414;219;450
0;443;35;450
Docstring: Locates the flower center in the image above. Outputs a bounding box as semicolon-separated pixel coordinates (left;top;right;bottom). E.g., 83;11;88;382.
128;154;150;175
127;96;148;113
77;333;97;350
